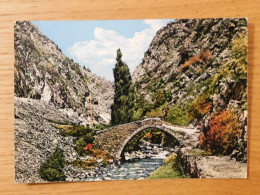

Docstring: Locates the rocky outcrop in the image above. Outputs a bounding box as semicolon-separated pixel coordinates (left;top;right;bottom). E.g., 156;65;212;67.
14;21;114;125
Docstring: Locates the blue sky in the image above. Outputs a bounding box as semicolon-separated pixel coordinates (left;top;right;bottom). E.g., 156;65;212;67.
33;19;174;81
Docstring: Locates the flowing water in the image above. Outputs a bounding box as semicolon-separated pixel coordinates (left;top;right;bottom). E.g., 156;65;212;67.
84;142;176;181
85;148;172;181
104;153;168;180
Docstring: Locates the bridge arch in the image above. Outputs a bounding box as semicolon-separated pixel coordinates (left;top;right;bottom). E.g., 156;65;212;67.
118;124;182;160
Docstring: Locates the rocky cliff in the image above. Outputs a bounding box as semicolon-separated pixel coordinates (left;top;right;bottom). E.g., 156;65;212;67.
14;21;114;183
14;21;114;125
132;18;248;160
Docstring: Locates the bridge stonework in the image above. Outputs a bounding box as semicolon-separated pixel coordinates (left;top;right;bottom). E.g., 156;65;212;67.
94;118;196;159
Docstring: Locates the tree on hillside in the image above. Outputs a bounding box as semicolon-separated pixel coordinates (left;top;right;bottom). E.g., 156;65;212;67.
111;49;135;125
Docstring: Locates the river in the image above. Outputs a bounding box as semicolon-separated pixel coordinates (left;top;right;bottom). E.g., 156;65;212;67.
84;143;175;181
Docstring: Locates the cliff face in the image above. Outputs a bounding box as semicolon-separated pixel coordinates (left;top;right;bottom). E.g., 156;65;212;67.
14;21;114;125
133;18;247;112
14;21;115;183
132;18;248;159
133;18;247;100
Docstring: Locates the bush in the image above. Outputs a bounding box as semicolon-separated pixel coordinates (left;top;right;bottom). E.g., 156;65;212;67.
179;54;201;72
93;123;110;131
59;125;92;137
71;159;97;170
74;133;95;156
39;148;66;181
91;149;116;166
189;93;212;121
230;34;247;80
179;50;212;72
75;137;86;156
199;110;241;155
165;105;190;126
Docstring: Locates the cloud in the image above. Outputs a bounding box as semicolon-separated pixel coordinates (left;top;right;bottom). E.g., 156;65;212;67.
68;20;170;81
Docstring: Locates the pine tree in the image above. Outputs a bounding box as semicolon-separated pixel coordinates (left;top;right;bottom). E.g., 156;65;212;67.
111;49;135;125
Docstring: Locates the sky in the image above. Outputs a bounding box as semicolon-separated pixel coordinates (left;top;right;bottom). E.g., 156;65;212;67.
32;19;174;81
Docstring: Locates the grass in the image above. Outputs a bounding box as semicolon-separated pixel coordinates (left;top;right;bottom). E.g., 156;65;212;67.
147;154;190;179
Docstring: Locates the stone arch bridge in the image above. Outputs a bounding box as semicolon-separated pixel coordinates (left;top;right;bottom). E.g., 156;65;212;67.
94;118;198;159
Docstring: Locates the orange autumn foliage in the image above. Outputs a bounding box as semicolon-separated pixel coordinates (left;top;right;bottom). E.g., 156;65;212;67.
84;143;93;151
144;132;152;141
179;54;201;72
200;50;212;63
189;93;212;120
179;50;212;72
199;110;241;154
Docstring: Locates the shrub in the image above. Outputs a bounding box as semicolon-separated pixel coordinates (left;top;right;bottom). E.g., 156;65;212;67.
230;34;248;80
200;50;212;63
146;109;162;118
179;54;201;72
71;159;97;170
165;105;190;126
93;123;110;131
39;148;66;181
59;125;92;137
84;143;93;154
75;137;87;156
199;110;241;155
144;132;152;141
179;50;212;72
91;149;116;165
189;93;212;121
152;89;166;107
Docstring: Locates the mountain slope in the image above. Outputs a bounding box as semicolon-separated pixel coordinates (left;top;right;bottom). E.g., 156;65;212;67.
14;21;114;125
14;21;114;182
132;18;247;159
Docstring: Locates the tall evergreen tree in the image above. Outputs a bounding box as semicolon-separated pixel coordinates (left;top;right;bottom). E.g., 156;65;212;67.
111;49;135;125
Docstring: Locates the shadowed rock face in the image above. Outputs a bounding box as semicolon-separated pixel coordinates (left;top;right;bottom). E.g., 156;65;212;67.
14;21;114;125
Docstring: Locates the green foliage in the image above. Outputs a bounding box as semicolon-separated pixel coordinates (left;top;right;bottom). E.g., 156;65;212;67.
57;125;92;137
146;102;168;118
71;159;97;170
172;152;189;177
152;89;169;107
111;49;135;125
189;93;212;121
165;105;191;126
55;124;95;156
39;148;66;181
93;123;111;131
132;94;153;121
147;154;189;179
230;34;248;80
74;133;94;156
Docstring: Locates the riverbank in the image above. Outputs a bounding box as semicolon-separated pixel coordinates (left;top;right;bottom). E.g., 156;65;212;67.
148;154;189;179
